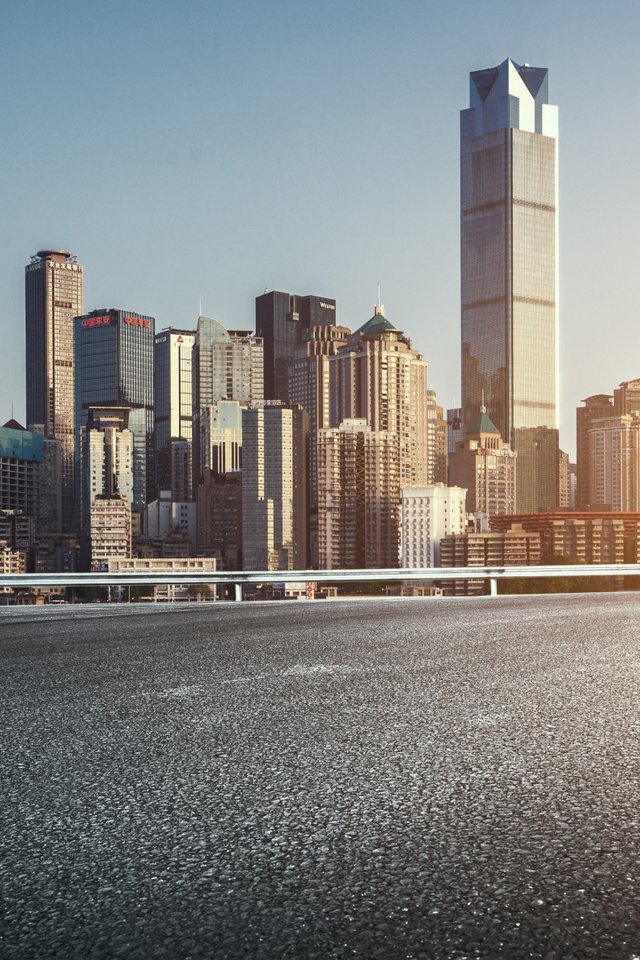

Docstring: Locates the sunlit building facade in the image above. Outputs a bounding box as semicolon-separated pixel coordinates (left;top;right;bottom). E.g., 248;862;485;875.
25;250;83;530
317;419;401;570
154;328;195;499
191;315;263;494
461;59;559;512
75;309;155;510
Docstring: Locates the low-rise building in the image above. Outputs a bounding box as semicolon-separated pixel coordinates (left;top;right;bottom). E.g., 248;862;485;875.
401;484;467;568
107;556;217;601
440;523;541;595
489;512;640;564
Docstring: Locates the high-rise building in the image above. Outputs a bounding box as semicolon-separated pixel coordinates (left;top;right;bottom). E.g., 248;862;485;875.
426;389;448;484
256;291;337;403
77;406;134;541
446;407;464;456
331;305;429;489
191;315;263;494
196;469;243;569
317;419;401;570
75;309;155;509
0;420;43;517
460;59;559;512
241;405;309;571
154;328;195;499
576;394;614;509
145;490;196;551
25;249;83;530
587;414;640;512
614;379;640;417
448;407;517;515
401;484;467;568
288;323;352;565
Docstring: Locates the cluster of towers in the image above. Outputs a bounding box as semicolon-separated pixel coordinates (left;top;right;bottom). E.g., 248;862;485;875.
4;59;638;578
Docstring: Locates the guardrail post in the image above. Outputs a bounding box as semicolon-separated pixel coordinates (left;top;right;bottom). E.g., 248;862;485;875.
234;583;243;602
489;578;498;597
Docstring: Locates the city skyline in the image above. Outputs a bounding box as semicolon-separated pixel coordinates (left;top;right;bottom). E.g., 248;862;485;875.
2;1;640;460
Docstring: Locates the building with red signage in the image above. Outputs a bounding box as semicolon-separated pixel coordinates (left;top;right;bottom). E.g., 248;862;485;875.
75;308;155;514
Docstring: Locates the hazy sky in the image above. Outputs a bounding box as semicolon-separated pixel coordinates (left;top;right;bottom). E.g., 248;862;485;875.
1;0;639;456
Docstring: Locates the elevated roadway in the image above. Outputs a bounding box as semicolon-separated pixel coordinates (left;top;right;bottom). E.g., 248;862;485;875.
2;594;639;958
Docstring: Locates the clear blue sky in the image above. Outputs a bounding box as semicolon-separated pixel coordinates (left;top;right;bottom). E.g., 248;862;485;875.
1;0;639;457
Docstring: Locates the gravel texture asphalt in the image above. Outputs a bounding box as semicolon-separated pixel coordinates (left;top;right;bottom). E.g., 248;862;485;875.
1;593;640;960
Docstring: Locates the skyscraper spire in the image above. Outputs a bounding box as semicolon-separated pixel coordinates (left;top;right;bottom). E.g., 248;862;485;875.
375;281;384;316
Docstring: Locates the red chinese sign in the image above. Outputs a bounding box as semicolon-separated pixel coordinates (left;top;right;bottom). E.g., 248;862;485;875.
123;315;151;329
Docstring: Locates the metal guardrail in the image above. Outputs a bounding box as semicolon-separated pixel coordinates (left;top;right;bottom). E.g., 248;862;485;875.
0;564;639;600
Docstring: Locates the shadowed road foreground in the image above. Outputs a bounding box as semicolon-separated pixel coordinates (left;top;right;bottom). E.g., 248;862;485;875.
1;594;640;959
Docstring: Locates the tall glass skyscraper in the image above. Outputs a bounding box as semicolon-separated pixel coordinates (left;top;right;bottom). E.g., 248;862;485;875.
75;309;155;511
461;58;559;512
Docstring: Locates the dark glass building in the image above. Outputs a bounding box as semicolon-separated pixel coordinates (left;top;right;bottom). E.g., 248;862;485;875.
75;309;155;509
255;292;337;402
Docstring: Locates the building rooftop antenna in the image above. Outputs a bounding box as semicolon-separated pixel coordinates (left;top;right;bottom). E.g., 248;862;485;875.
375;281;384;316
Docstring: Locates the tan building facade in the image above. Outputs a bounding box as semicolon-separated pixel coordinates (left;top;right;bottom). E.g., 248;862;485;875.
426;389;448;485
331;307;429;489
448;409;516;516
317;419;401;569
289;324;351;565
489;512;640;564
588;414;640;512
440;524;541;595
25;250;83;531
241;405;309;571
90;495;132;568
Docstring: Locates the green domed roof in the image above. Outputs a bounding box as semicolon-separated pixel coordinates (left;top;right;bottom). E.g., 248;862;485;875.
467;409;500;436
356;310;396;336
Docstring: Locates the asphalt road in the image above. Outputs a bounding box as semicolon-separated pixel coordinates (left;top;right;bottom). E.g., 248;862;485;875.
2;594;640;959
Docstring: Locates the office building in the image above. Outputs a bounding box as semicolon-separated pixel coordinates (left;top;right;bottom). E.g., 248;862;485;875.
25;249;83;529
401;484;467;568
196;469;243;569
191;315;263;493
426;389;448;484
241;405;309;571
587;414;640;512
145;490;196;550
256;291;337;403
331;304;429;489
461;59;559;512
75;309;155;509
0;420;43;517
558;450;573;509
288;323;351;564
317;419;401;569
77;407;134;541
576;381;640;511
447;408;464;456
576;394;614;509
448;407;517;515
154;328;195;499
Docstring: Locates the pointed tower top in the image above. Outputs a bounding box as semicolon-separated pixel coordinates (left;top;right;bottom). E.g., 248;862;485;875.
375;282;384;316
